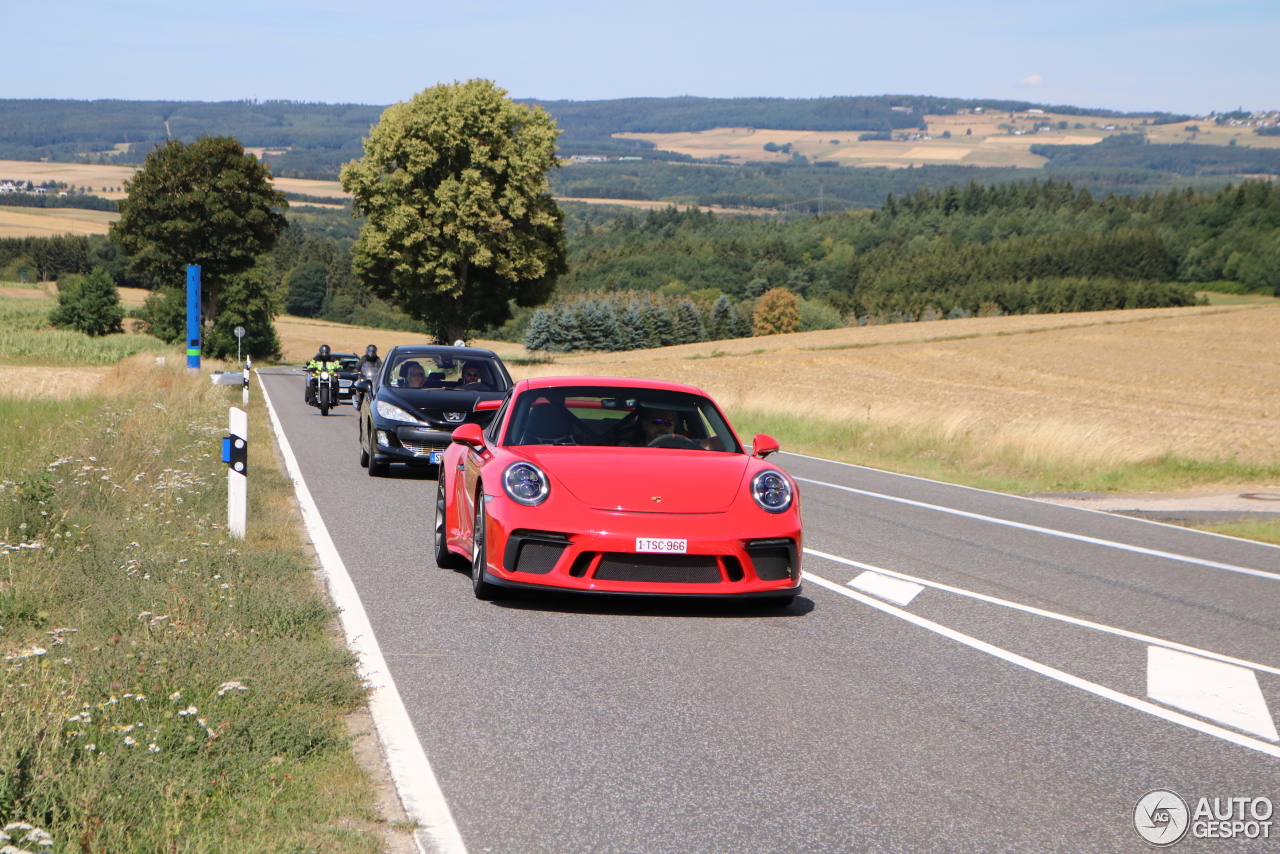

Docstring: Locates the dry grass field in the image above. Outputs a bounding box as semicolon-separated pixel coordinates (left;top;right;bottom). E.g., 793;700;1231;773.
504;304;1280;479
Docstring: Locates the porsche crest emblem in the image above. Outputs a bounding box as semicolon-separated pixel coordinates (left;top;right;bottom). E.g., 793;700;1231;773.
651;496;662;503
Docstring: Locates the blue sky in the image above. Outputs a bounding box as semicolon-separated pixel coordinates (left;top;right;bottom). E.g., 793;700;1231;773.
5;1;1276;113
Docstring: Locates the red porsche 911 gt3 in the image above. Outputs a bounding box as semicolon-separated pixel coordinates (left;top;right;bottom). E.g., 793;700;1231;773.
434;377;802;604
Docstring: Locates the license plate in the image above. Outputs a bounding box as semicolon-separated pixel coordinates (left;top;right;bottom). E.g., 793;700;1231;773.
636;538;687;553
429;452;443;465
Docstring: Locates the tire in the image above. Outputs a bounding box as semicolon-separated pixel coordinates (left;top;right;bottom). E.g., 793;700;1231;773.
471;497;502;600
434;476;464;569
367;428;388;477
319;387;330;416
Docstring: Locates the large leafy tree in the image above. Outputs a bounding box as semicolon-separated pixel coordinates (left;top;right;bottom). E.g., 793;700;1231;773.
110;136;288;321
341;79;567;343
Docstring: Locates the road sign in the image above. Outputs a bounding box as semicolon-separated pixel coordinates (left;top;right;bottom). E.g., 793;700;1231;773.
234;326;246;338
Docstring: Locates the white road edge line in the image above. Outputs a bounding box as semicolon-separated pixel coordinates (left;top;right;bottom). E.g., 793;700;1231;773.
257;371;467;854
780;450;1280;552
804;548;1280;677
795;476;1280;581
801;570;1280;760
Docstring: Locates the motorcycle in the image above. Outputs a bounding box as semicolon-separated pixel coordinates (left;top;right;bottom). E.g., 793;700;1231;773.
353;361;378;410
309;369;341;416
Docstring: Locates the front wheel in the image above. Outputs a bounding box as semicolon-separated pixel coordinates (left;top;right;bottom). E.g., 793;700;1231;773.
471;498;502;600
367;428;388;477
434;476;464;569
318;387;330;416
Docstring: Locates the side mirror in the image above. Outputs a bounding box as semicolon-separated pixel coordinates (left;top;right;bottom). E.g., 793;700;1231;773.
354;379;372;394
474;398;502;412
752;433;780;459
451;423;486;450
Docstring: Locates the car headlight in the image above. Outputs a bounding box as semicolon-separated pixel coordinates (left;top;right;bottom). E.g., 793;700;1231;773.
503;462;549;506
751;470;793;513
376;400;419;423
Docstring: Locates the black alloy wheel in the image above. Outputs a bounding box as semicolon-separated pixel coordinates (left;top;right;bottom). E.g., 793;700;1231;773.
367;427;388;477
434;476;464;569
471;496;501;600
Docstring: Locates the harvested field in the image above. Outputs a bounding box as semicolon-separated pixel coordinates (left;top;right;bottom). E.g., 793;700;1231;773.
510;304;1280;466
614;113;1111;168
0;159;348;207
0;205;118;237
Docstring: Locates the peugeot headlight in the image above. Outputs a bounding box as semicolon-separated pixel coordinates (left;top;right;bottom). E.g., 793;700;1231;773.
751;470;793;513
375;400;419;423
503;462;549;506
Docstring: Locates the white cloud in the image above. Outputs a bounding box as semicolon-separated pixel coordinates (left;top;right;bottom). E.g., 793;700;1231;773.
1021;74;1044;86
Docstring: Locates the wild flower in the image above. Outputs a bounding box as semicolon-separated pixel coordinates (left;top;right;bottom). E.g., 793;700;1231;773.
178;705;198;717
123;736;137;746
147;743;160;753
168;691;182;701
84;743;96;752
216;680;248;696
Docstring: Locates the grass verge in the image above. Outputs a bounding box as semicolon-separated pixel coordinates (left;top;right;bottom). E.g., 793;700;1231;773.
0;364;384;853
1192;519;1280;546
729;407;1280;495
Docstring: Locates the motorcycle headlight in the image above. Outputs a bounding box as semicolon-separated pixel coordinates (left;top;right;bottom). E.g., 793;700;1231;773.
320;372;330;380
503;462;549;506
751;470;793;513
375;400;420;423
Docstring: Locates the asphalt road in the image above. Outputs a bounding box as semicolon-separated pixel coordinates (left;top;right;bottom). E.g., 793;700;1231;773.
260;368;1280;853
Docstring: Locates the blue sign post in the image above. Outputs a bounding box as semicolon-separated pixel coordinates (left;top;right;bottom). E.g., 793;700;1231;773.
186;265;201;371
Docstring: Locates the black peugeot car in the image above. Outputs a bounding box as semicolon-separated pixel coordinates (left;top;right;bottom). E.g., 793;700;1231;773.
355;345;512;476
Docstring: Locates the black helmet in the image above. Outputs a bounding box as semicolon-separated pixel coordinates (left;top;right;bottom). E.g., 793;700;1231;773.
318;344;331;358
365;344;377;358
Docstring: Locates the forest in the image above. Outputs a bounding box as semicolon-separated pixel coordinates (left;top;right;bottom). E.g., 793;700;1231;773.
508;178;1277;349
1033;133;1280;175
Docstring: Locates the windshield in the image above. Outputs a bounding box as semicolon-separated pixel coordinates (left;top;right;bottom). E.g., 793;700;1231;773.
385;354;509;392
504;387;741;452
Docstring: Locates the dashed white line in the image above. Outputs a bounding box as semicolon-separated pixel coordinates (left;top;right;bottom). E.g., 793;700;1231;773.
802;570;1280;759
258;371;468;854
795;477;1280;582
806;548;1280;677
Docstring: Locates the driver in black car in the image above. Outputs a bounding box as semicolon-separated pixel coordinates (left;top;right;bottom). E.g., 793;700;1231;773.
459;360;491;390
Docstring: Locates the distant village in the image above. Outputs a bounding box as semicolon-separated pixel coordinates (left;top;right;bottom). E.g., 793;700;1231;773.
0;179;114;196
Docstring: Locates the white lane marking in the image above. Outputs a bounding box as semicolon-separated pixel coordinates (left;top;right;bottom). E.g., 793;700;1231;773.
806;548;1280;677
802;570;1280;760
1147;647;1280;742
849;571;924;606
780;450;1280;552
795;477;1280;582
257;371;467;854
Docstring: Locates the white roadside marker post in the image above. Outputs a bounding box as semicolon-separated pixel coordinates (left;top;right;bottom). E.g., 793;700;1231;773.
223;407;248;538
242;355;251;407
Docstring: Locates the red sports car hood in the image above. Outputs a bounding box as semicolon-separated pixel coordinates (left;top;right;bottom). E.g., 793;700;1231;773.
515;448;752;512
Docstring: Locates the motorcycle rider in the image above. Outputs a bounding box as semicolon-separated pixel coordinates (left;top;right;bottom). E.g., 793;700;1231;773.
304;344;344;406
353;345;381;409
358;344;381;371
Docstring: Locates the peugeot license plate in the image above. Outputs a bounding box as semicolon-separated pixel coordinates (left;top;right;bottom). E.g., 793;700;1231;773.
636;538;687;553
